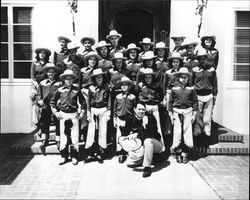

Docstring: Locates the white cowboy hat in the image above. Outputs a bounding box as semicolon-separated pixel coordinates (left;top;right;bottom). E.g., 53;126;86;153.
118;136;142;152
67;42;80;50
142;68;156;75
167;52;184;61
180;39;199;50
170;34;186;40
57;36;72;43
59;69;78;80
95;40;111;49
90;68;106;77
117;76;134;87
174;67;192;77
139;37;154;45
154;42;168;49
42;63;60;73
106;30;122;40
80;37;95;45
141;51;157;60
125;43;141;54
35;48;51;56
111;52;127;60
83;51;102;62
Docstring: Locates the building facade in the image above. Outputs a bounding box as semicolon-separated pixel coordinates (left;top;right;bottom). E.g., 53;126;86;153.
1;0;249;135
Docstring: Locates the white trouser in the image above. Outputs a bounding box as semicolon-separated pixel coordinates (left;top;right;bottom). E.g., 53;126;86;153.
198;94;214;136
145;104;165;152
85;107;108;149
59;111;79;152
172;107;193;149
116;117;126;152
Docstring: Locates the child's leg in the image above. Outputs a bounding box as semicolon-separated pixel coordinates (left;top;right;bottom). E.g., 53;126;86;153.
59;116;69;159
171;112;182;150
85;111;96;149
70;116;79;163
183;111;193;148
152;109;165;152
98;110;108;150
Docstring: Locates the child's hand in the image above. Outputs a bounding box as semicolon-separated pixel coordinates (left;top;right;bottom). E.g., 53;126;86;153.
87;116;92;123
55;112;63;120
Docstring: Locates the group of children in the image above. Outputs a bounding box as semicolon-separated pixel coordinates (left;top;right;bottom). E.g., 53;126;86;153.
31;29;218;167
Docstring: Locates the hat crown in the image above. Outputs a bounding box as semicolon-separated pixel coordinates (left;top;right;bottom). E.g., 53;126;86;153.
45;63;56;68
67;42;79;50
63;69;74;76
113;52;125;59
142;37;152;43
143;68;154;74
142;51;155;60
171;52;182;58
178;67;189;74
92;68;104;76
97;40;110;48
109;30;119;35
127;43;138;49
155;42;166;48
120;77;130;82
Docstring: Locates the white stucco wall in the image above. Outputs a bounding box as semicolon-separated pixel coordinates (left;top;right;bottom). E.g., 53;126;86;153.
171;0;249;135
1;0;99;133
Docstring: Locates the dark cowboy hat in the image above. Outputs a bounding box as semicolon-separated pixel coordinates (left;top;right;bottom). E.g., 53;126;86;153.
57;36;72;43
59;69;78;80
118;136;142;152
35;48;51;56
42;63;60;73
80;37;95;46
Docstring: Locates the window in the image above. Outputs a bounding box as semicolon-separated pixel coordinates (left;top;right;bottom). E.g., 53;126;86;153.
234;11;250;81
1;6;33;80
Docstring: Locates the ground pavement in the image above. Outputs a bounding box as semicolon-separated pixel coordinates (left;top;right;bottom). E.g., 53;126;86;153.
0;154;248;200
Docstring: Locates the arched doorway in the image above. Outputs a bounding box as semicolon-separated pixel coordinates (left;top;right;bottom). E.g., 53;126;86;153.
110;9;153;47
99;0;171;46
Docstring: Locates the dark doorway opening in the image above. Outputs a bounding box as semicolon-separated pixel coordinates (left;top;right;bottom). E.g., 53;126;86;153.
113;9;153;47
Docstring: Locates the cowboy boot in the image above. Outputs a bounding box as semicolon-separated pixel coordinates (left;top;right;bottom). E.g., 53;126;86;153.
142;167;152;178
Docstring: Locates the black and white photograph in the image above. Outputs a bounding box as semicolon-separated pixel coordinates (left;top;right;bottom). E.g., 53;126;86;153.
0;0;249;199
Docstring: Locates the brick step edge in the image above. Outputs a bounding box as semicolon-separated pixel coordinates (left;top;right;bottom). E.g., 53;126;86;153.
217;134;244;142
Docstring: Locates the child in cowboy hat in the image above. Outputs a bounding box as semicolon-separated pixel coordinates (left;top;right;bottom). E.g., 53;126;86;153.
50;69;86;165
53;36;72;78
106;30;125;59
138;37;154;62
192;48;218;144
169;67;198;164
36;63;62;154
179;39;199;71
113;76;136;163
84;68;111;164
79;37;95;59
30;48;52;127
137;68;165;152
170;34;186;54
125;43;141;84
200;34;219;70
95;40;113;72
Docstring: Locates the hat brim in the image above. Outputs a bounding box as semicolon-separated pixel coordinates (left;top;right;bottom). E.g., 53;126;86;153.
201;35;216;41
174;71;192;77
167;56;184;61
171;36;186;40
43;66;60;73
95;43;111;49
57;36;72;43
35;48;51;56
141;55;157;60
90;71;107;78
84;54;102;62
80;37;95;45
180;42;198;49
154;46;168;49
59;73;78;80
106;33;122;40
125;47;141;54
67;46;80;51
118;136;142;152
117;79;134;87
111;56;127;61
139;42;154;45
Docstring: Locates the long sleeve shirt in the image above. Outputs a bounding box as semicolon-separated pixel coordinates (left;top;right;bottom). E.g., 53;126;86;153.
98;59;113;72
113;93;136;120
168;84;198;112
88;84;111;111
124;113;161;141
53;50;68;73
192;65;218;96
80;66;94;88
50;85;86;113
36;79;62;106
204;47;219;70
30;61;48;83
164;68;179;92
138;82;163;105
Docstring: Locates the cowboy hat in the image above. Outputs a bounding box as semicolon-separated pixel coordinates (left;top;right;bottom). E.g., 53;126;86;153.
95;40;111;49
35;48;51;56
180;39;199;49
117;76;134;87
141;51;157;60
139;37;154;45
67;42;80;51
118;136;142;152
174;67;192;77
195;48;210;58
59;69;78;80
200;35;216;42
111;52;127;60
154;42;168;49
141;68;156;76
167;52;184;61
43;63;60;73
170;34;186;40
106;30;122;40
90;68;106;77
57;36;72;43
80;37;95;46
125;43;141;54
83;51;102;62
